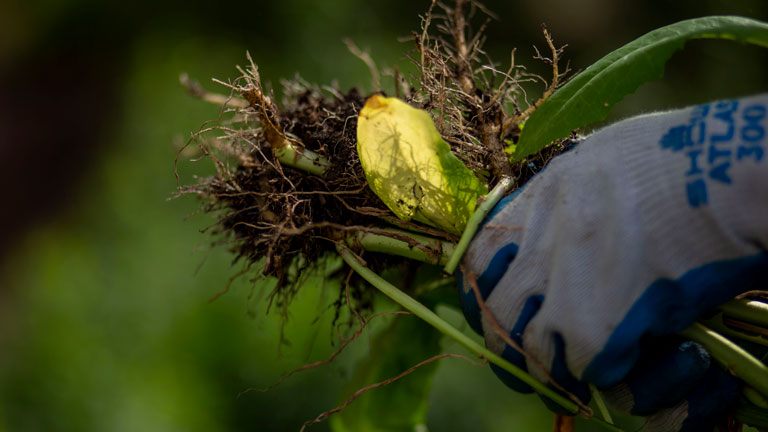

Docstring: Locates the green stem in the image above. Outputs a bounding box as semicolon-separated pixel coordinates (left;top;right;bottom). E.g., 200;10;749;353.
719;299;768;328
745;387;768;409
590;384;614;424
700;313;768;348
338;244;577;411
347;229;456;266
735;398;768;429
337;244;624;432
274;144;330;176
444;177;514;274
680;322;768;399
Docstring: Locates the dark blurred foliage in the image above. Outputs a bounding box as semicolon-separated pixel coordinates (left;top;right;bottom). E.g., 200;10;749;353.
0;0;765;431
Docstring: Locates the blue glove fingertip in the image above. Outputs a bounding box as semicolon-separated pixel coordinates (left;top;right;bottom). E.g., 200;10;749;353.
458;242;519;335
626;339;711;415
537;333;592;414
489;294;544;394
678;366;743;432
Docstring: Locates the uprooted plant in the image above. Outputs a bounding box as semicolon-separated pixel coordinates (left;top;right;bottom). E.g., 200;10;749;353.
176;0;571;302
177;1;768;430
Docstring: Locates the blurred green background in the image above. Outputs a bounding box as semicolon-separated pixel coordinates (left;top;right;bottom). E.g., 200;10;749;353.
1;1;767;431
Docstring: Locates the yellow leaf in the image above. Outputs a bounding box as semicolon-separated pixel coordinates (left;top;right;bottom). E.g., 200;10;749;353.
356;95;487;235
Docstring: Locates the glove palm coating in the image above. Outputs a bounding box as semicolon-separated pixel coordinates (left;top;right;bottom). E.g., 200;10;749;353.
460;94;768;431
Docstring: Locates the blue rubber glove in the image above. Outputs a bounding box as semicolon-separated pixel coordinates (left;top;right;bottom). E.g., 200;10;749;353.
459;94;768;431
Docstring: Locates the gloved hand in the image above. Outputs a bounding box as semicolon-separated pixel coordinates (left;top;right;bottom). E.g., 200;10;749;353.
459;93;768;431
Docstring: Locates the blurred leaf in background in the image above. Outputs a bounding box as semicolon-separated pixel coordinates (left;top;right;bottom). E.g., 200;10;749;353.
330;314;441;432
0;0;766;431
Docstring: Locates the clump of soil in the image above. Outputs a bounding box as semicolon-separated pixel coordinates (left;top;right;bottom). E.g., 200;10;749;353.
177;0;574;310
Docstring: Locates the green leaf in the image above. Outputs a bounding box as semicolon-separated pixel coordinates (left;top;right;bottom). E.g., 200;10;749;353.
514;15;768;160
330;314;442;432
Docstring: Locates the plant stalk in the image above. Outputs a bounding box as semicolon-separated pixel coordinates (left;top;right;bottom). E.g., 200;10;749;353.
745;387;768;409
347;229;455;266
338;244;577;411
444;177;513;274
590;384;614;424
735;400;768;429
719;299;768;328
700;313;768;348
680;322;768;399
274;145;330;177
